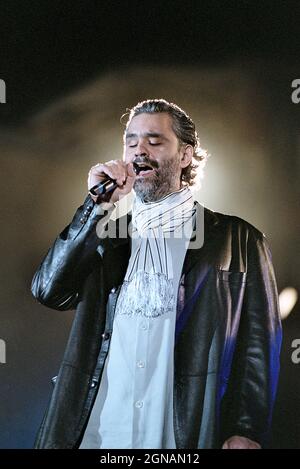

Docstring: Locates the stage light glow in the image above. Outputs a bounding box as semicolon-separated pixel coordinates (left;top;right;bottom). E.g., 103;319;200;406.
279;287;298;319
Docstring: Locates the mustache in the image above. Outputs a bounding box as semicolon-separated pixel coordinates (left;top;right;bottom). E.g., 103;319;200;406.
133;157;159;169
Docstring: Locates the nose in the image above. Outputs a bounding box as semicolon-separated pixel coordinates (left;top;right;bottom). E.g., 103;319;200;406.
135;140;148;157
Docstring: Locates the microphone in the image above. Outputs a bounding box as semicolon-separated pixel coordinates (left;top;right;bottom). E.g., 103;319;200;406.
89;162;142;197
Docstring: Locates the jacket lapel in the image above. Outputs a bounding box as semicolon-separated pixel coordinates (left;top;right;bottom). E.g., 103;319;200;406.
180;201;220;279
175;202;220;343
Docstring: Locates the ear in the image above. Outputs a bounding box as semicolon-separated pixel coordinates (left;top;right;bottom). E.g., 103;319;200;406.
180;144;193;169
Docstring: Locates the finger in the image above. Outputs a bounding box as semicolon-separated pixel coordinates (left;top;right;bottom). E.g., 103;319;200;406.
125;163;137;184
101;165;124;182
249;442;261;449
120;164;135;190
88;167;116;191
89;164;107;177
116;170;127;186
127;162;136;177
107;161;127;182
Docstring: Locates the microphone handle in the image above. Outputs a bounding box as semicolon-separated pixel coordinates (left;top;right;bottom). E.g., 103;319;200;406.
89;178;118;196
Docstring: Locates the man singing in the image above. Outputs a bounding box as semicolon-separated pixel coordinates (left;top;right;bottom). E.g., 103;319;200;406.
31;99;281;449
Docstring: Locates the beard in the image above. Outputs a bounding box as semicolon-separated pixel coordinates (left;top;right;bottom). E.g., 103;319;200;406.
133;154;182;203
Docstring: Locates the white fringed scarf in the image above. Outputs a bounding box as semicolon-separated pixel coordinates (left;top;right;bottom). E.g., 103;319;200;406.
115;186;195;318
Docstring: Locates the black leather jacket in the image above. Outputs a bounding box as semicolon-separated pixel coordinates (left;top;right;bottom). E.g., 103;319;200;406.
31;195;282;449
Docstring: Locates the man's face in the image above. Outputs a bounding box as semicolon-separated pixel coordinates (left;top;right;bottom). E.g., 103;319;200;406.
124;112;184;202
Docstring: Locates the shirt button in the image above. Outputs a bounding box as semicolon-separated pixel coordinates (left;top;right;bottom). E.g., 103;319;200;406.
101;332;110;340
137;360;145;368
135;400;143;409
140;323;148;331
90;378;98;388
80;216;87;224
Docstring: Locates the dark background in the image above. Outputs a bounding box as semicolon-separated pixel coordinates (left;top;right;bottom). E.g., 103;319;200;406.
1;0;300;125
0;0;299;448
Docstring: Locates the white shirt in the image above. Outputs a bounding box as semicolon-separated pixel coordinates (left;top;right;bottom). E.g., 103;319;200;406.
80;205;194;449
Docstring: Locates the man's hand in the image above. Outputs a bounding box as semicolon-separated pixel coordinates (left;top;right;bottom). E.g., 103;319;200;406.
222;436;261;449
88;160;136;204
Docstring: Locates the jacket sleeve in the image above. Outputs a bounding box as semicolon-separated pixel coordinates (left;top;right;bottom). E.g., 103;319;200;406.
220;228;282;447
31;195;115;311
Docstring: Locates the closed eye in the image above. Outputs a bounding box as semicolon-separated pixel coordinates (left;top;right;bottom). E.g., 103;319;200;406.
128;142;160;147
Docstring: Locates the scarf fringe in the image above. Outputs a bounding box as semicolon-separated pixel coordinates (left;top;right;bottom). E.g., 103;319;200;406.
115;271;175;318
